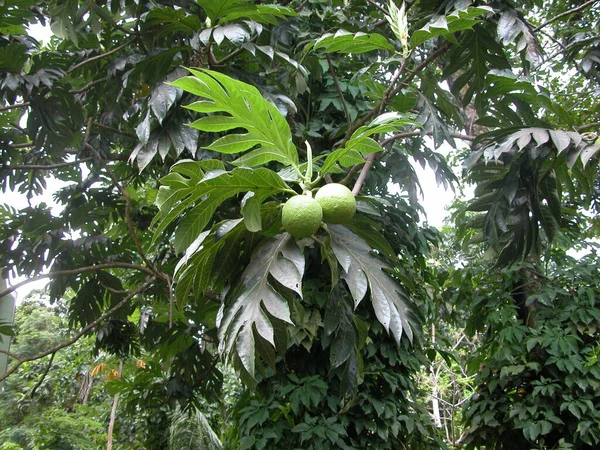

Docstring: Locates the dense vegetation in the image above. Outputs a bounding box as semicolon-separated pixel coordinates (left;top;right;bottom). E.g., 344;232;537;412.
1;0;599;448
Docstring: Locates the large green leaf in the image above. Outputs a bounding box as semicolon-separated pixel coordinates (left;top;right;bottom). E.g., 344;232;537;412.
197;0;295;25
304;30;394;55
218;233;303;376
171;68;299;167
174;219;249;308
152;160;291;253
442;27;511;107
174;202;281;306
411;6;494;47
320;113;418;175
328;225;415;344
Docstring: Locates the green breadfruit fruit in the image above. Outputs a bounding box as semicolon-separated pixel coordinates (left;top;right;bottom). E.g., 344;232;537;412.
282;195;323;238
315;183;356;224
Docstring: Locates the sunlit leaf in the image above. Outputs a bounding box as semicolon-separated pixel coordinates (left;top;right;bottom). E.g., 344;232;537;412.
172;68;298;167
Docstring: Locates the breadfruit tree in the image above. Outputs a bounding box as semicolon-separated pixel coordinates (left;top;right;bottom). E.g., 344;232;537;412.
0;0;599;448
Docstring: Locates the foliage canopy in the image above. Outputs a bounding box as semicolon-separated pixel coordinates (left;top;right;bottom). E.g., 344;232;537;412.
1;0;599;448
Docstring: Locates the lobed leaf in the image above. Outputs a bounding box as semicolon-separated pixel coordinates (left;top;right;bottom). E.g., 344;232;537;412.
218;233;303;376
171;68;298;167
328;225;415;344
411;6;494;47
304;30;394;55
320;113;418;175
152;161;291;253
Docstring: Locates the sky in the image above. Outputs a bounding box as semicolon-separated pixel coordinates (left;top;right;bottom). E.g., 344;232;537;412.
4;23;461;302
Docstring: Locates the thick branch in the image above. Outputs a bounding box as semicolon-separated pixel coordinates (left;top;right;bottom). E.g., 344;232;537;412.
352;153;377;195
533;0;599;32
0;279;154;383
0;262;156;299
67;38;136;74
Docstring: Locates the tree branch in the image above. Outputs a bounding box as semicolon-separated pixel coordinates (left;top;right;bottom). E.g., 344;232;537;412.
380;58;409;114
533;0;599;32
2;158;94;171
342;130;474;188
0;102;30;112
577;122;600;131
352;153;377;195
326;54;352;124
389;44;451;98
90;120;136;138
343;44;450;144
0;279;154;383
67;38;136;74
69;77;108;94
30;351;56;398
0;263;156;299
9;142;35;149
84;125;169;283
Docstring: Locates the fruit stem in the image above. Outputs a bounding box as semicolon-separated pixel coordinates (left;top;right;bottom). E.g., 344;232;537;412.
304;141;314;183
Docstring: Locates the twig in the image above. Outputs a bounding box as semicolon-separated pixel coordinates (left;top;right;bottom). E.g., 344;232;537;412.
389;44;450;98
326;54;352;124
30;351;56;398
69;77;108;94
340;130;474;187
577;122;600;131
533;0;599;32
90;120;136;138
3;158;94;171
83;126;169;283
380;58;408;114
343;44;451;144
0;262;156;299
9;142;35;149
0;279;154;382
0;102;30;112
67;38;136;74
366;0;388;14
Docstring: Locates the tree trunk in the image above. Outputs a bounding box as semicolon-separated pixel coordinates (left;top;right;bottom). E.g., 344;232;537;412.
106;360;123;450
0;278;16;391
430;324;442;428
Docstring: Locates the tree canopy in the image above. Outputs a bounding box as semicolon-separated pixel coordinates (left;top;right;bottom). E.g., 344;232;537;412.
1;0;599;448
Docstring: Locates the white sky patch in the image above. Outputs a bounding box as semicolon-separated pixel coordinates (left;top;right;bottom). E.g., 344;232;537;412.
27;22;53;45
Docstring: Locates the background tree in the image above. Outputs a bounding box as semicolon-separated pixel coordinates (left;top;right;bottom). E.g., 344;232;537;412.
1;0;599;448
